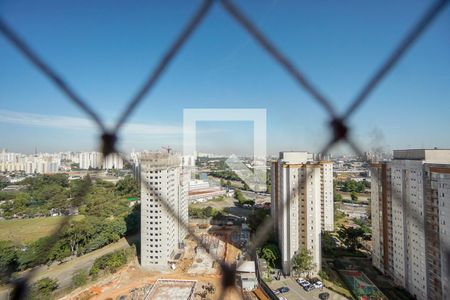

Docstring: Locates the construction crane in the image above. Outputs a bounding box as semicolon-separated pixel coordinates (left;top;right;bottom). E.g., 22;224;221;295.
161;145;172;154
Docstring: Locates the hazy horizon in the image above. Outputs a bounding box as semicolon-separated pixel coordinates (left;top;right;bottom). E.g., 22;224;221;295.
1;0;449;156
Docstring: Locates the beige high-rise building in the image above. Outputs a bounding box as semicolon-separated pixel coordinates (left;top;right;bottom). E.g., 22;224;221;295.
271;151;333;275
371;149;450;300
139;152;189;269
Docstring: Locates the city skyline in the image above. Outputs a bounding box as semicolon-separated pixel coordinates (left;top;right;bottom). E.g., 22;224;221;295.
1;1;450;299
1;0;449;155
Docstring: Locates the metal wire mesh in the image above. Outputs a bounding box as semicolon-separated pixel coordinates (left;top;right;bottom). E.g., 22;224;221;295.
0;0;449;299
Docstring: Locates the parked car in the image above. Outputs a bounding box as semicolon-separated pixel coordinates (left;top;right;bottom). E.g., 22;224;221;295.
297;278;310;287
273;289;281;295
313;280;324;289
319;292;330;300
278;297;287;300
278;286;290;293
303;284;315;292
310;277;323;288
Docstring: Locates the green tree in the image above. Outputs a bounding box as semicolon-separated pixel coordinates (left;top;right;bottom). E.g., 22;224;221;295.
80;218;126;254
0;241;18;282
334;193;343;202
82;187;128;218
125;203;140;234
47;238;71;262
351;191;358;202
321;232;337;256
234;189;246;205
90;249;128;277
29;277;58;300
188;206;219;219
70;175;92;206
248;208;270;233
63;220;94;256
337;225;365;251
340;180;366;193
259;244;280;268
0;179;7;190
363;179;371;189
115;176;139;198
17;237;54;270
203;206;219;218
353;218;372;236
318;269;330;281
292;248;315;275
355;181;366;193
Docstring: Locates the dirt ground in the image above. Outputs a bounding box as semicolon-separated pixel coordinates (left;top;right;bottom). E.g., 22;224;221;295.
61;259;225;300
63;225;244;300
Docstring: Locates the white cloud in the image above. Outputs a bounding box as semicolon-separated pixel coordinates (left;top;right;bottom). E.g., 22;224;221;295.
0;109;182;135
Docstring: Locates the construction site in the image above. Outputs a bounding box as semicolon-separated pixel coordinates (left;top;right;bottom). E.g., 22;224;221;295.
61;222;250;300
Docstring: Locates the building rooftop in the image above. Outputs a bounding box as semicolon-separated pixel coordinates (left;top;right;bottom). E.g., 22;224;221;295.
236;261;256;273
138;152;181;167
278;151;311;164
393;149;450;164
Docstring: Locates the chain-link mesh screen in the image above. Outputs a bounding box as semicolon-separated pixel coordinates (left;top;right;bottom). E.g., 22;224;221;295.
0;0;449;299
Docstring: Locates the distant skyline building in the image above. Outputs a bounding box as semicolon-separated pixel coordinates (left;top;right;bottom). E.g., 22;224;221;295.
79;151;103;169
0;149;125;173
0;149;61;174
78;152;124;170
103;153;124;170
138;152;189;269
271;151;334;275
371;149;450;300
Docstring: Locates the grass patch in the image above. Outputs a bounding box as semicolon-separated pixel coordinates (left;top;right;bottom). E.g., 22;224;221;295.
0;215;84;243
321;262;354;299
323;279;354;299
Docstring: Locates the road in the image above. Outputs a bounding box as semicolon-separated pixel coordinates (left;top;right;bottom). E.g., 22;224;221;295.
268;277;350;300
0;235;137;300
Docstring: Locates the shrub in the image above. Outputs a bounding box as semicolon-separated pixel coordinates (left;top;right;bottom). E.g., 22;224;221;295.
72;269;89;288
29;277;58;300
90;248;128;277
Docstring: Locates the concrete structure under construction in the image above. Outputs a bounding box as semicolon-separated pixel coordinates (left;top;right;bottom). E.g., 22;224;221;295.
139;152;189;269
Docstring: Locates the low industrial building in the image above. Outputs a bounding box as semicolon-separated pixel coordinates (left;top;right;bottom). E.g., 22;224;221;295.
237;261;258;292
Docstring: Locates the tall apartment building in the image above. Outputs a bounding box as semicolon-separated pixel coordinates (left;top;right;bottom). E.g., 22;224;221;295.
271;151;333;275
139;152;189;269
103;153;124;170
371;149;450;300
78;152;124;170
0;149;61;174
79;151;103;169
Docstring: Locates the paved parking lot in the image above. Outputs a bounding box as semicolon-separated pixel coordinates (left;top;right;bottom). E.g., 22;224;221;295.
268;277;349;300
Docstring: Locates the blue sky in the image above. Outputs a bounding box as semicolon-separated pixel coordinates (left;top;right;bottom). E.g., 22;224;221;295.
0;0;449;155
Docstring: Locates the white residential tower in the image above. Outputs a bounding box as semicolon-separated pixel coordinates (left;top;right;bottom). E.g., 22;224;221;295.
271;151;334;275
